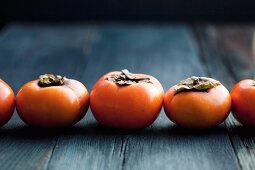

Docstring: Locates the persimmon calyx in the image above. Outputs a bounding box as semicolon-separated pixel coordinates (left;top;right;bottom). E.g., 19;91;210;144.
38;74;64;87
174;76;220;94
107;69;151;86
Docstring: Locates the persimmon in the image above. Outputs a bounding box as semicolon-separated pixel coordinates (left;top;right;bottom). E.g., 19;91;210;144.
164;76;231;129
16;74;89;128
90;69;164;129
231;79;255;127
0;79;15;127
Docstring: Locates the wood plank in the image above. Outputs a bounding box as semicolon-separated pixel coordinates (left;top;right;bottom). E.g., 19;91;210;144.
47;25;131;170
45;24;239;170
118;26;239;170
0;23;240;170
0;24;96;170
194;24;255;170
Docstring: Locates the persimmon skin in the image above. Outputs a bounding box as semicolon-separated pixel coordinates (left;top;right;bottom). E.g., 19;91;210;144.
164;84;231;129
231;79;255;127
16;78;89;128
0;79;15;127
90;71;164;129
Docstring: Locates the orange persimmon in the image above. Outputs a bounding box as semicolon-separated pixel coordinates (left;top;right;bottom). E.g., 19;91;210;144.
0;79;15;127
90;69;164;129
231;79;255;127
164;76;231;129
16;74;89;128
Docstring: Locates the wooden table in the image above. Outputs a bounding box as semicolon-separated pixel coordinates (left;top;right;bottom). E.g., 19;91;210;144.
0;23;254;170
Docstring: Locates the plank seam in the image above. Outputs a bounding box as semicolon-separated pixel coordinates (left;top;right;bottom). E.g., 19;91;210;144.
45;136;59;170
219;53;239;82
192;25;211;77
120;136;129;170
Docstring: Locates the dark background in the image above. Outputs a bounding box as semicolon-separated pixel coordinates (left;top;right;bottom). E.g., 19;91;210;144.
2;0;255;25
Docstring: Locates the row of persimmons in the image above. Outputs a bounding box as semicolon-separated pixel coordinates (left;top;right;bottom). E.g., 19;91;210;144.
0;69;253;129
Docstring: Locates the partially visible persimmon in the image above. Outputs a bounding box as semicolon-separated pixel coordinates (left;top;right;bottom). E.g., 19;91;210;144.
0;79;15;127
16;74;89;128
231;79;255;127
90;69;164;129
164;76;231;129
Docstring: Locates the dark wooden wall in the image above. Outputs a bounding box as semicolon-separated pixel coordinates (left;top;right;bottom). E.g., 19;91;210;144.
2;0;255;23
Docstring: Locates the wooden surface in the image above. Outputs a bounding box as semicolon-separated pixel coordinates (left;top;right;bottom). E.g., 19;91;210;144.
0;23;254;170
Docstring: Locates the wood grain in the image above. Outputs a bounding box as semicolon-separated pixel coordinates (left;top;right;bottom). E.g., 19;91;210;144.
46;25;239;170
194;24;255;170
0;23;240;170
117;26;239;170
0;24;96;170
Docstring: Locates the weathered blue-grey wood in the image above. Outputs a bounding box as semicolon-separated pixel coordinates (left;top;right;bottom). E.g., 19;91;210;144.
45;25;239;170
120;27;239;170
195;25;255;170
0;24;240;170
0;24;96;170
